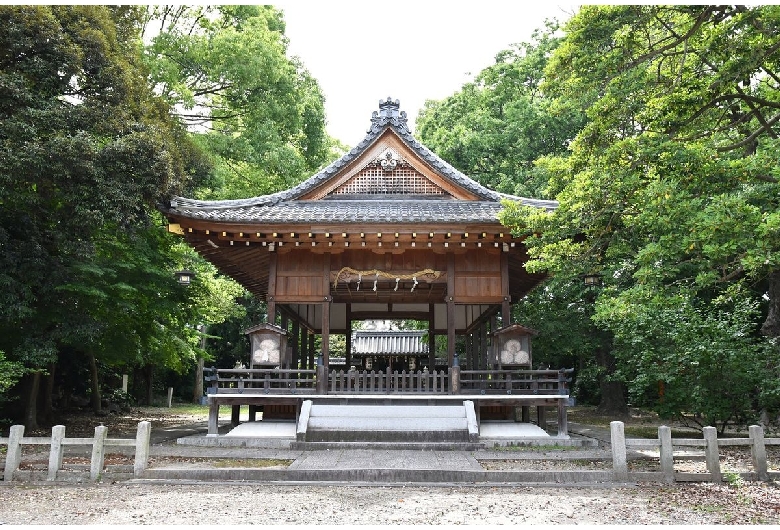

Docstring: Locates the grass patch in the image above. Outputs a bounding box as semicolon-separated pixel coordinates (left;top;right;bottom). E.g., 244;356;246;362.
166;403;209;415
212;458;292;468
491;444;583;452
623;425;700;439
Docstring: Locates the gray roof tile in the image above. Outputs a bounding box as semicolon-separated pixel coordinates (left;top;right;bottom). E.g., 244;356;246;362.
165;98;557;224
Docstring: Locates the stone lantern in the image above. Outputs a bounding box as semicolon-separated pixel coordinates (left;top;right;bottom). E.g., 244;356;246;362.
245;323;288;368
494;324;537;368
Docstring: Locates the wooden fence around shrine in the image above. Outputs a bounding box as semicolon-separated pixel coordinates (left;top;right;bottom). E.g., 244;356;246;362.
204;367;572;396
327;368;449;393
205;368;317;395
459;368;573;395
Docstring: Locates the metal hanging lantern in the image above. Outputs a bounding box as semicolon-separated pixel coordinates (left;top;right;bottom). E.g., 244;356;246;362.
583;273;602;288
174;269;196;286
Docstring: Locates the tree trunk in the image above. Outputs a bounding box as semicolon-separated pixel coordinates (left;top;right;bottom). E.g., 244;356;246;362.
40;362;56;423
192;324;207;404
143;364;154;406
596;347;628;416
193;356;204;404
88;352;101;415
761;270;780;338
23;372;41;431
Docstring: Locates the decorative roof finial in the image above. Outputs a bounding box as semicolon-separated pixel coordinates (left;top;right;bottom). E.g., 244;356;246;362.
378;97;401;118
369;97;408;131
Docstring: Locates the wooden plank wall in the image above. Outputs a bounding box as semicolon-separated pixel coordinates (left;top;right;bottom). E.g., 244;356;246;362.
276;251;327;300
454;249;502;302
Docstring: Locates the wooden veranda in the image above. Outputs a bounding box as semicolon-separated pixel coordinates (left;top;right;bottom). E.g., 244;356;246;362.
162;98;570;437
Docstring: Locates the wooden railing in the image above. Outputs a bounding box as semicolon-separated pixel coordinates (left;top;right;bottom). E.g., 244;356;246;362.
205;367;573;396
328;368;449;394
459;368;573;395
205;367;317;395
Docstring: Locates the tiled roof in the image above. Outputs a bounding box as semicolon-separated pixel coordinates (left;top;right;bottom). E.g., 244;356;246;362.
168;198;552;224
352;330;429;356
164;98;557;224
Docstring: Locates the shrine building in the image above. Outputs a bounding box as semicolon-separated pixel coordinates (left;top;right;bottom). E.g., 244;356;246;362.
162;98;572;443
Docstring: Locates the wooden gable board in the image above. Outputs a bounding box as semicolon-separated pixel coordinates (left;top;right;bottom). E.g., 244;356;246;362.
299;129;480;201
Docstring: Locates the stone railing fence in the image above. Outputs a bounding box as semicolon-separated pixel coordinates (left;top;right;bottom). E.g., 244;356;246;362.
610;420;779;483
1;421;151;482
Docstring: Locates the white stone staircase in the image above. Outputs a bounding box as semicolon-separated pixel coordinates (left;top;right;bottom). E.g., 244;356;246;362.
294;400;479;448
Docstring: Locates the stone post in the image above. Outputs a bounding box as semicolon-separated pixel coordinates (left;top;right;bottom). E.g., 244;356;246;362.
297;400;312;442
703;426;721;483
610;420;628;481
207;397;219;436
48;425;66;481
4;424;24;482
134;421;152;477
316;356;327;394
658;425;674;483
450;353;461;394
90;425;108;481
749;425;768;481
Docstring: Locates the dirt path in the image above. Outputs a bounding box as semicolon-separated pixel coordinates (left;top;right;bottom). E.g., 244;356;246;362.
0;482;778;525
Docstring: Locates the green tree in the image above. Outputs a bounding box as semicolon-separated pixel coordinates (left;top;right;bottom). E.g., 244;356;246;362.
416;21;614;408
502;5;780;427
0;6;212;427
417;22;585;197
142;5;332;199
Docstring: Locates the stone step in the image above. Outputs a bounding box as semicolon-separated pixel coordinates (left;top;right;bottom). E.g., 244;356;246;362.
308;416;468;432
309;404;466;419
303;428;471;443
300;402;476;444
289;441;485;451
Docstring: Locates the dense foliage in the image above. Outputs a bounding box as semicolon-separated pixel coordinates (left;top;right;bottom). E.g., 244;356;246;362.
417;23;585;198
0;5;331;428
142;5;333;200
497;5;780;429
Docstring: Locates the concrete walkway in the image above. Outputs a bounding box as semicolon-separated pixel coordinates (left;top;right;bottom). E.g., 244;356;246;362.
14;418;618;485
139;419;607;479
289;449;484;471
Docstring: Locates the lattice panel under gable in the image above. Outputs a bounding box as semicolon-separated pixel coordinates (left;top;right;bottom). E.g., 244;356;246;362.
332;164;446;196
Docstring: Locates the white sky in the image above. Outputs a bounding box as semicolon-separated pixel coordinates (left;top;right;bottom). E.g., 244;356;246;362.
272;1;578;146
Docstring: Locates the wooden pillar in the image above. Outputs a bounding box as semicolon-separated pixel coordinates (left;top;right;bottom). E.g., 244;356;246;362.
267;252;278;324
321;254;331;368
300;323;308;370
308;331;315;370
447;254;456;367
501;251;511;325
291;318;300;369
428;304;436;369
345;304;352;368
322;301;330;367
280;312;289;368
479;318;488;370
465;332;473;371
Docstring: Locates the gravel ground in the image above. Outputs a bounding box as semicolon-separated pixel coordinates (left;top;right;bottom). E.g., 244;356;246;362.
1;481;778;525
5;406;779;525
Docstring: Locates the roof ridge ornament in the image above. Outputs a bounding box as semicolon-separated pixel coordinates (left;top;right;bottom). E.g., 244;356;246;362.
371;97;407;127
